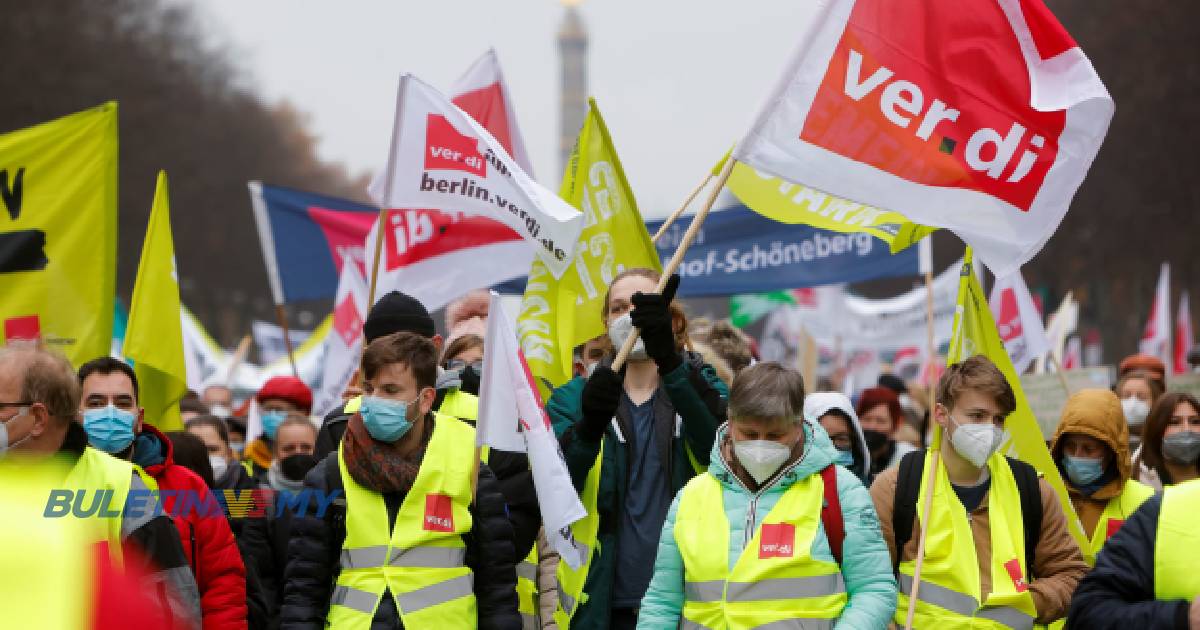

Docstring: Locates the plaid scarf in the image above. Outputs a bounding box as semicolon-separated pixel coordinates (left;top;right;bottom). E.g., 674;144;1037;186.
341;412;429;494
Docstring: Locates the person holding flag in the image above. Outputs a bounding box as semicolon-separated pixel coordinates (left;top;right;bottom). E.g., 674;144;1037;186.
870;355;1088;627
282;331;520;628
547;269;727;629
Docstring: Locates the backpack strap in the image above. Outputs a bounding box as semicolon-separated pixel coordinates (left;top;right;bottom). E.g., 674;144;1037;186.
819;465;844;565
1005;456;1043;576
891;449;927;573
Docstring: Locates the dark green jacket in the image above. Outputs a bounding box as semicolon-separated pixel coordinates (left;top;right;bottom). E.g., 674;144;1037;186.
546;352;727;630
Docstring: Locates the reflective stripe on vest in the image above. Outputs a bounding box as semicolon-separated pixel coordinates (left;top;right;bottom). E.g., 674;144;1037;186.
675;470;848;629
1155;479;1200;600
552;441;604;629
516;545;538;629
1083;479;1153;566
63;446;141;560
328;415;478;629
897;452;1037;629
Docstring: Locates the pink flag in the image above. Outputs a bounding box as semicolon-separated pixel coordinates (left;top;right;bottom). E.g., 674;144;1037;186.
1175;290;1193;375
1139;263;1171;364
476;292;589;567
735;0;1113;276
989;270;1050;374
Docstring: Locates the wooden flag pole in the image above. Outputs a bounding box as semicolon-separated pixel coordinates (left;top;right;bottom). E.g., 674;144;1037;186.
924;256;937;430
650;172;713;245
612;157;735;372
274;304;300;378
904;440;941;630
224;334;253;390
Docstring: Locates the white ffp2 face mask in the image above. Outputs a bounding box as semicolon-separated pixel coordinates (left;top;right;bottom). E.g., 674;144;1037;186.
1121;397;1150;427
607;313;648;361
734;439;793;485
949;416;1003;468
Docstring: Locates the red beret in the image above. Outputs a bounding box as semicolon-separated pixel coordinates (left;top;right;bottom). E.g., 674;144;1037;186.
255;376;312;414
856;386;903;429
1118;354;1166;380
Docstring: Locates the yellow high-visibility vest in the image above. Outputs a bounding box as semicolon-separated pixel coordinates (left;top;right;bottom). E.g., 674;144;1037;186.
1083;479;1153;566
674;470;847;629
552;442;605;629
62;446;157;560
897;451;1039;629
327;415;477;629
1155;479;1200;601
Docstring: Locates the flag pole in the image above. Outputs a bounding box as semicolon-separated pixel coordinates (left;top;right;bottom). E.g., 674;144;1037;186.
650;172;713;245
904;437;941;630
612;157;735;372
224;334;253;390
274;304;300;378
923;240;937;433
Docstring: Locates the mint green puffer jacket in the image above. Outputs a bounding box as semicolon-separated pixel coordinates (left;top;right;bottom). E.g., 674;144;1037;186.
637;421;897;629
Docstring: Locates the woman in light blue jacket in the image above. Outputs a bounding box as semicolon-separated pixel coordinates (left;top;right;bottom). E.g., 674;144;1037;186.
638;363;897;629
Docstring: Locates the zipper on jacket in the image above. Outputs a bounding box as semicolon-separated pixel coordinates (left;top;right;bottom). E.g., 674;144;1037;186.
723;452;808;551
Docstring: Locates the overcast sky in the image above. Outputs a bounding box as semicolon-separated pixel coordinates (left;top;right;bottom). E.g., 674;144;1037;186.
192;0;817;218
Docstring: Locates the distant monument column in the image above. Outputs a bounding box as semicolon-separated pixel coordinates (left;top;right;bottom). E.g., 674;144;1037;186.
558;0;588;174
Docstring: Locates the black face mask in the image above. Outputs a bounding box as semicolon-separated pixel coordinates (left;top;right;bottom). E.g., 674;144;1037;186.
280;453;318;482
861;429;892;453
458;365;481;396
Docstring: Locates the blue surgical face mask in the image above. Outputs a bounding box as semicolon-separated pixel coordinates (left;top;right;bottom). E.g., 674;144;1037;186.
1063;454;1105;486
361;393;422;443
834;448;855;467
83;404;137;454
260;410;288;441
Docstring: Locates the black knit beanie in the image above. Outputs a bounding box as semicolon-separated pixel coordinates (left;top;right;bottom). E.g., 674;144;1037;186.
363;291;436;342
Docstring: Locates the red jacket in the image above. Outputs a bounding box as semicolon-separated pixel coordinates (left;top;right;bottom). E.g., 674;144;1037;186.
135;424;248;630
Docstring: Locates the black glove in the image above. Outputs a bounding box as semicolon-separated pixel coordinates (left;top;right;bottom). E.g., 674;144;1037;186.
578;366;623;442
630;273;682;374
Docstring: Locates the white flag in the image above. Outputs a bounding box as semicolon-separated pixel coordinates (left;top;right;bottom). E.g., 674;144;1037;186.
1036;292;1079;373
989;270;1050;374
476;292;589;567
1139;262;1171;365
733;0;1112;276
1176;291;1193;375
369;73;583;278
313;261;369;417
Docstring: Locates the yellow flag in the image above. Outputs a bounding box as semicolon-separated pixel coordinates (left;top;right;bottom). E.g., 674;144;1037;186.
0;103;118;365
124;172;187;431
947;249;1089;549
714;150;934;253
518;99;662;396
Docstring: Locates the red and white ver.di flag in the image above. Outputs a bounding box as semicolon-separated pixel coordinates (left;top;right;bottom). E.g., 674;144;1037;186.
313;260;369;417
735;0;1114;276
1139;263;1171;364
476;292;589;567
989;270;1050;374
1176;290;1193;375
370;73;583;278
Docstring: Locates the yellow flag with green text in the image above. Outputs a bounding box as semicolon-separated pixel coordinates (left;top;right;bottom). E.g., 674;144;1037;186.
0;103;118;366
518;99;661;397
947;248;1088;549
714;150;934;253
124;172;187;431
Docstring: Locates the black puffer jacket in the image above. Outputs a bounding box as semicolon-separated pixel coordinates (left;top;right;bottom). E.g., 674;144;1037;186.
315;386;541;560
280;434;521;629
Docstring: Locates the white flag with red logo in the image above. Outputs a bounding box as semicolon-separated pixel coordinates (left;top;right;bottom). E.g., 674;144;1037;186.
1139;262;1171;363
369;73;582;278
476;292;589;568
312;260;368;417
735;0;1113;276
989;270;1049;374
1062;335;1081;370
1176;290;1193;375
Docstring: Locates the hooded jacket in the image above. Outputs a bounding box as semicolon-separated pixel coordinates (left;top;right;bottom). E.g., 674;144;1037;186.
134;424;249;630
803;392;871;483
1051;389;1150;537
637;422;897;629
